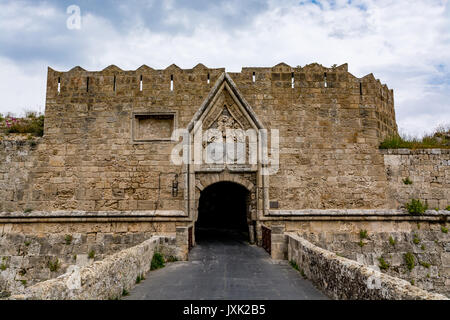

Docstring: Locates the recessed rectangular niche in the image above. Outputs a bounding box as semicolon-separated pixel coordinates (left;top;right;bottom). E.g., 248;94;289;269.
133;113;176;142
270;201;279;209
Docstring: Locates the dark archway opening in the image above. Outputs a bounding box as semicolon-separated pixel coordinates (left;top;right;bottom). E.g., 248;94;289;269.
196;182;249;242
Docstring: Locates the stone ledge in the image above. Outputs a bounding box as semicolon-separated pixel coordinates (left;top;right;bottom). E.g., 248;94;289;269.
268;209;450;217
380;149;450;155
0;210;187;219
286;233;448;300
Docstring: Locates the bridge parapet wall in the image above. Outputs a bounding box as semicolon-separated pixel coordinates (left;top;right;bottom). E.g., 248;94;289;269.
287;233;447;300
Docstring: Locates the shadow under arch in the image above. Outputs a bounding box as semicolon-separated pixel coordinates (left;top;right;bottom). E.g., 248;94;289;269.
196;181;251;243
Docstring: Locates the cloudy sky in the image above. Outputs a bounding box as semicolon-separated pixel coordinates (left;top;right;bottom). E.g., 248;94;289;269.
0;0;449;137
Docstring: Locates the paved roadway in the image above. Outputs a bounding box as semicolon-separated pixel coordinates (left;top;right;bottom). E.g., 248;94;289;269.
125;230;327;300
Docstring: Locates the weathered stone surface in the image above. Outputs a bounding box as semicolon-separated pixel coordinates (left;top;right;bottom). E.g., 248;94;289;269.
0;231;158;296
8;235;176;300
381;149;450;210
287;233;447;300
292;222;450;297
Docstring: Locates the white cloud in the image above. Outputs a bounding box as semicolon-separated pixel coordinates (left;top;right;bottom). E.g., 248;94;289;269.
0;57;47;116
0;0;449;136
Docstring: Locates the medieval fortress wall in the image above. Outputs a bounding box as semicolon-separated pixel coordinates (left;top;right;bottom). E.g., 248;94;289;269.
1;63;399;214
0;63;448;299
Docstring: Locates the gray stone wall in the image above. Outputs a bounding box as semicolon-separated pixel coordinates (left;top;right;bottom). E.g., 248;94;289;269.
8;235;177;300
383;149;450;210
296;222;450;297
0;139;38;213
0;231;159;297
287;233;447;300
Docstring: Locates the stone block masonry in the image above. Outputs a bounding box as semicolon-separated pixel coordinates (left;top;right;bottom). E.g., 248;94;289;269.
287;233;447;300
382;149;450;210
265;214;450;297
1;63;399;214
8;235;176;300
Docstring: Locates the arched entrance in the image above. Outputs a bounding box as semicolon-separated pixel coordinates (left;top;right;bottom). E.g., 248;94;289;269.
196;182;250;242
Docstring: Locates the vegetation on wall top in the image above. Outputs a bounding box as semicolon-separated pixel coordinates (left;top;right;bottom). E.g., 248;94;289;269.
0;111;44;137
380;125;449;149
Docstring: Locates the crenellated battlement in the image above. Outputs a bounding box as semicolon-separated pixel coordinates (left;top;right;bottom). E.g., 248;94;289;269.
46;62;397;140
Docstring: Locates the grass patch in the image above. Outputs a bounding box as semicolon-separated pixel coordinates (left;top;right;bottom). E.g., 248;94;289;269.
358;240;366;248
88;250;95;259
359;230;368;240
0;263;7;271
405;199;428;216
389;236;396;247
380;126;449;150
412;234;421;245
48;258;60;272
442;226;448;234
150;252;165;271
122;289;129;297
402;177;413;185
446;206;450;211
289;260;300;271
404;252;415;272
24;208;33;214
65;235;73;245
2;112;45;137
290;260;306;278
378;257;390;271
136;275;142;284
24;241;31;247
419;261;431;269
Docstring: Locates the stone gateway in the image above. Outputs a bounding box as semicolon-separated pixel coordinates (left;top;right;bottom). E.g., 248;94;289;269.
0;62;448;299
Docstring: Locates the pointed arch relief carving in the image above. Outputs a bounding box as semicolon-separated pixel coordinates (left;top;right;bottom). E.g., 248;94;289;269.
174;73;278;176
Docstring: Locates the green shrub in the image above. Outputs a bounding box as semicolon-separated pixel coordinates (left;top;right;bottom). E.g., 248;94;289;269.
404;252;415;271
405;199;428;215
359;230;368;240
20;280;27;286
48;259;60;272
380;127;449;150
24;241;31;247
5;115;44;137
412;234;421;245
122;289;129;296
88;250;95;259
419;261;431;269
135;275;142;284
65;235;73;245
402;177;413;185
389;236;396;247
150;252;165;270
446;206;450;211
442;226;448;234
24;208;33;214
0;263;7;271
378;257;390;270
358;240;366;248
289;260;300;271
